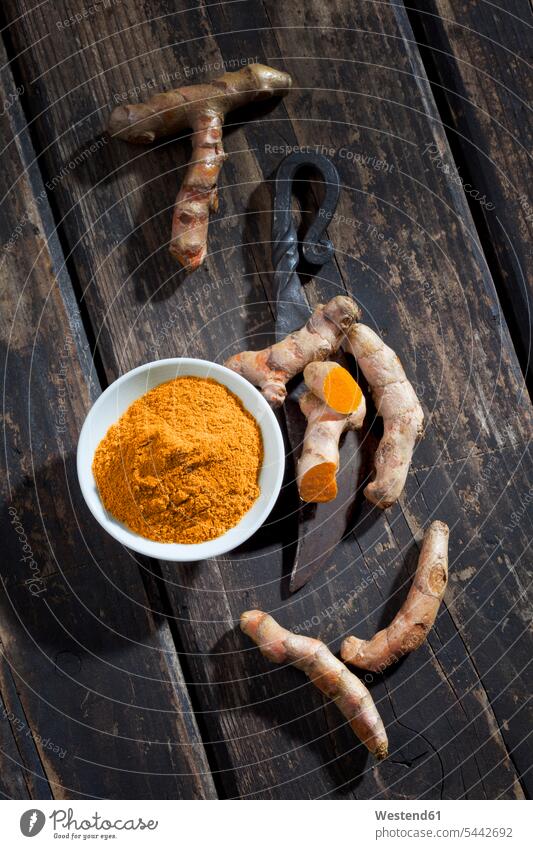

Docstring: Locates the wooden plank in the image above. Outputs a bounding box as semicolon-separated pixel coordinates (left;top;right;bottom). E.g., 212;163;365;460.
3;0;531;798
406;444;533;795
0;648;53;799
0;39;216;800
407;0;533;381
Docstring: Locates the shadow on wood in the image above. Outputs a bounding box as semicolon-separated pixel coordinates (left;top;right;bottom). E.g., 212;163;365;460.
212;626;371;798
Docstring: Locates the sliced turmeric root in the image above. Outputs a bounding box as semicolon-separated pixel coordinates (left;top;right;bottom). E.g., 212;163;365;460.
304;361;363;414
299;461;338;503
296;391;366;503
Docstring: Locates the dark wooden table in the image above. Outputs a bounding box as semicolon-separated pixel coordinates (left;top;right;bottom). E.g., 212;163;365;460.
1;0;531;800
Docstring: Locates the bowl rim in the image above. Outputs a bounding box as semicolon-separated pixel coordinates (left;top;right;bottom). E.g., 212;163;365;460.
76;357;285;561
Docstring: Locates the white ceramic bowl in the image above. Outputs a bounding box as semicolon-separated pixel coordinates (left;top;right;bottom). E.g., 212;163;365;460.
77;358;285;561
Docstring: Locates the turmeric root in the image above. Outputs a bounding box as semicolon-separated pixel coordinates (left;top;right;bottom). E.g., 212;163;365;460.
297;387;365;502
241;610;388;759
303;361;363;414
341;521;449;672
345;323;424;508
108;64;292;271
225;296;360;407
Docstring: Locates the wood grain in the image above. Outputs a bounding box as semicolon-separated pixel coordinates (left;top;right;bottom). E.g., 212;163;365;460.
1;0;531;798
407;0;532;381
0;38;216;800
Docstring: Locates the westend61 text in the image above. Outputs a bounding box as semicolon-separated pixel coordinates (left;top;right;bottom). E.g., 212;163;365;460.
375;810;441;820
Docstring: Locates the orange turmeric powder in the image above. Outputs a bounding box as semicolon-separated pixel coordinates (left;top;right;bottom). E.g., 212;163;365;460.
92;376;263;544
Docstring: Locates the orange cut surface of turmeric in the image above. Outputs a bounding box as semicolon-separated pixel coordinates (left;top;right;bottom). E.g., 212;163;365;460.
92;376;263;544
323;366;363;414
299;462;338;503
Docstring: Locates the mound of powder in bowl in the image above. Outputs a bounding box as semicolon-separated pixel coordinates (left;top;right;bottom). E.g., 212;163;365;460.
92;376;263;544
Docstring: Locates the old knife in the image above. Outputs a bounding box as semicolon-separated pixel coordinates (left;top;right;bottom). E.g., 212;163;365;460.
271;152;363;592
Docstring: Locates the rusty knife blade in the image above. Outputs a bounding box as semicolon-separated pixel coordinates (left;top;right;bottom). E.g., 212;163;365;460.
272;152;360;592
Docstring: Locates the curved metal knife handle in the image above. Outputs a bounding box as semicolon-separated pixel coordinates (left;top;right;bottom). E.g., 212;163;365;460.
273;151;341;265
272;151;341;339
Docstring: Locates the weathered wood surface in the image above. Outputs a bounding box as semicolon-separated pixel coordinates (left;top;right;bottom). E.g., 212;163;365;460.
0;40;216;800
408;0;532;381
0;649;53;799
1;0;531;798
